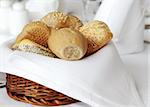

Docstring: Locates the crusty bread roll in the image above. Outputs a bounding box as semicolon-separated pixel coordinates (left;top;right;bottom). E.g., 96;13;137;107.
65;15;83;30
16;21;50;47
41;11;68;29
12;39;56;57
41;11;83;30
79;20;113;55
48;28;87;60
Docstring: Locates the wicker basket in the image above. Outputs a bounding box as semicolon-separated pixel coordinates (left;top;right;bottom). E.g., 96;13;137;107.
6;74;78;106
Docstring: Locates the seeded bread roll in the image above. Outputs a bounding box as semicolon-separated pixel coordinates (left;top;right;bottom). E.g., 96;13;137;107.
48;28;87;60
41;11;68;29
41;12;83;30
16;21;50;47
65;15;83;30
79;20;113;55
12;39;55;57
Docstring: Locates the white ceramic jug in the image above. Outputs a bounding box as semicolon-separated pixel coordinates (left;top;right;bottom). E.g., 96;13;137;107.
9;2;30;36
0;0;11;33
95;0;144;54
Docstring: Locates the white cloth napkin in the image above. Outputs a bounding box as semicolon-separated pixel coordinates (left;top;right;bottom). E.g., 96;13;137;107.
94;0;144;55
0;39;145;107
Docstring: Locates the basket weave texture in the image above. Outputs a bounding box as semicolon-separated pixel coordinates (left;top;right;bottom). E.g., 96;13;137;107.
6;74;78;106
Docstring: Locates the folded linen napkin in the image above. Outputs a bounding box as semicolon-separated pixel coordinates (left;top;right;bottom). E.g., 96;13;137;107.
0;39;145;107
94;0;144;54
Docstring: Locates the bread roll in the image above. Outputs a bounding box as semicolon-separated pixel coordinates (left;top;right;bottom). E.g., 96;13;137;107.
79;20;113;55
41;11;68;29
16;21;50;47
13;39;55;57
48;28;87;60
41;12;83;30
65;15;83;30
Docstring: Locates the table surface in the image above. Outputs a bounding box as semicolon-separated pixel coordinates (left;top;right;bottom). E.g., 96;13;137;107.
0;34;149;107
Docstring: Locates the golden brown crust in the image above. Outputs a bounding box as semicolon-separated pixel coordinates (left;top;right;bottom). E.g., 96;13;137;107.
13;39;56;57
79;20;113;55
41;11;68;29
14;12;112;59
16;21;50;47
65;15;83;30
41;12;83;30
48;28;87;60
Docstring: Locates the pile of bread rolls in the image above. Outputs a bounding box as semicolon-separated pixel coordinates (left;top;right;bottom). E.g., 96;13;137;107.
12;11;113;61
